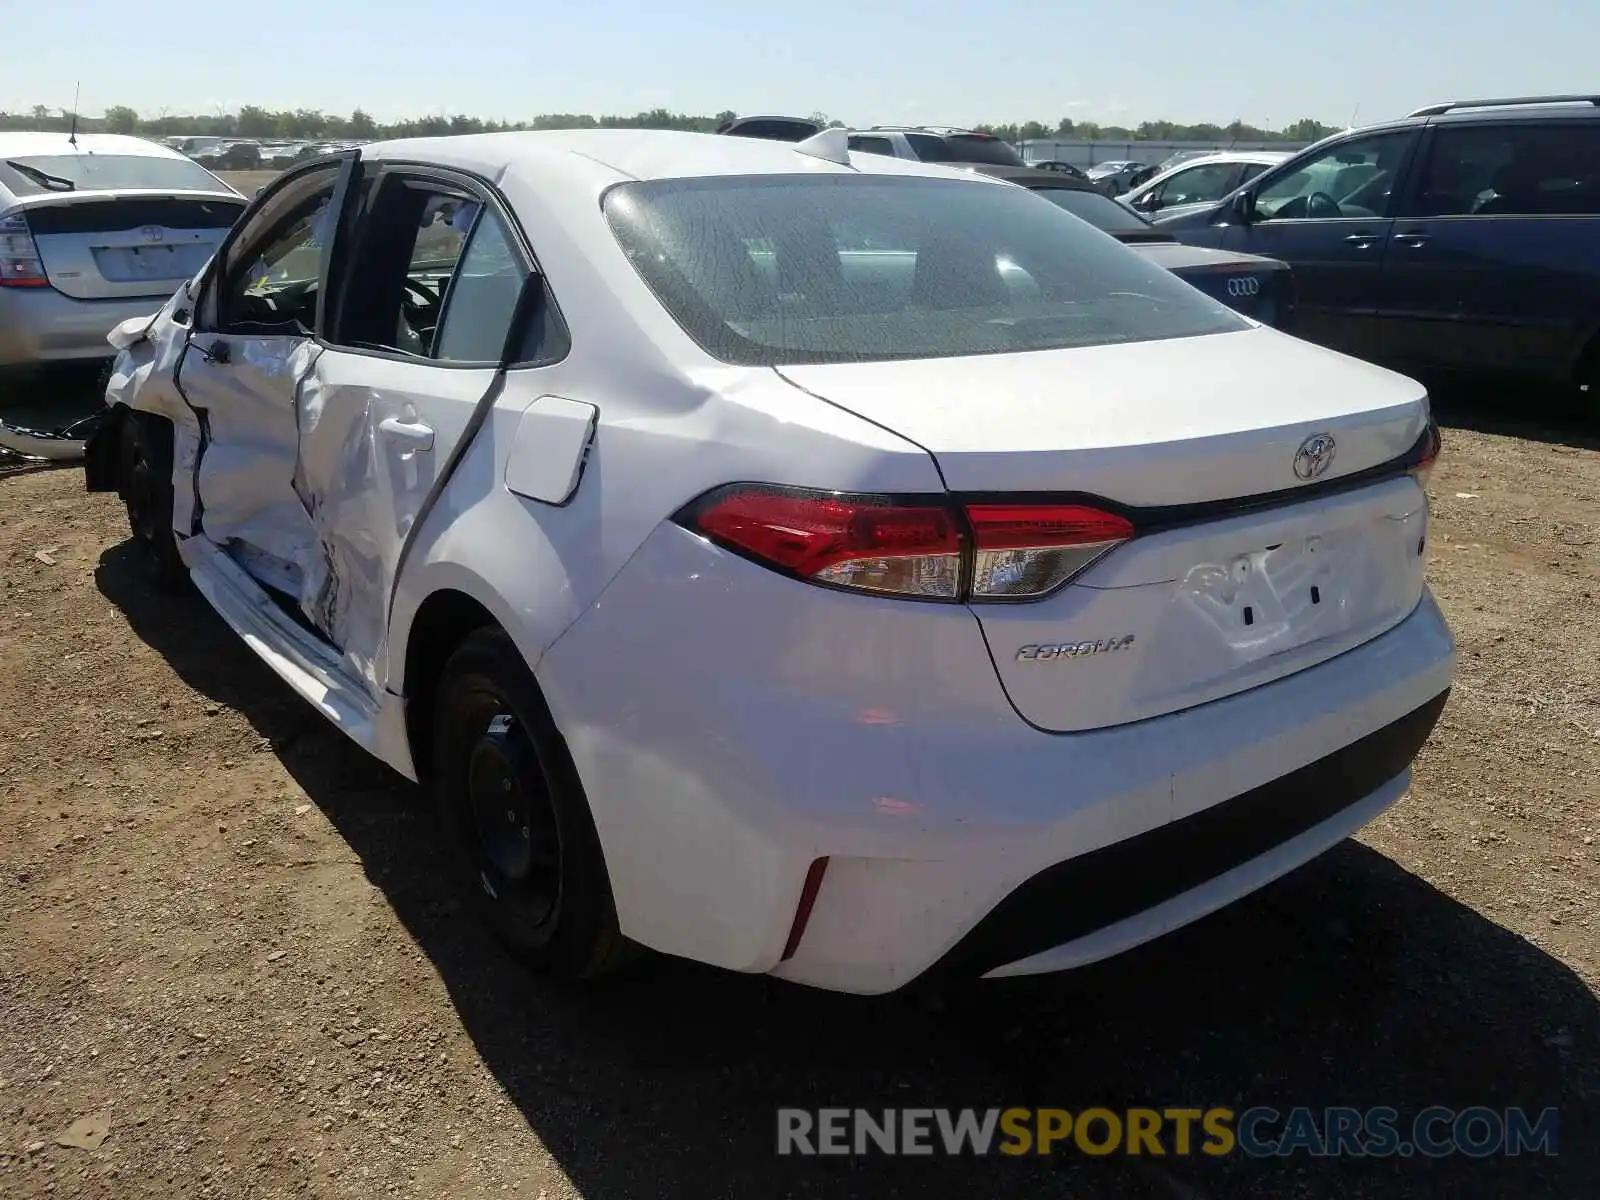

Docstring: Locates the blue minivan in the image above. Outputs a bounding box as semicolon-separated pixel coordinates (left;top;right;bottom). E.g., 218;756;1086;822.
1156;95;1600;396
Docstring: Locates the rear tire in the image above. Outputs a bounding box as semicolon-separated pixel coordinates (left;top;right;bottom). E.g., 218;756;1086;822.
117;414;187;592
431;627;630;980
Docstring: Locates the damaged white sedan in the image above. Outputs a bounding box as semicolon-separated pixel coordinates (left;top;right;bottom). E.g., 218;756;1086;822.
87;129;1454;995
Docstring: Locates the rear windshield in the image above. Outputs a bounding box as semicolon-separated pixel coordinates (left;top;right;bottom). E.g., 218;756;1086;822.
1034;187;1163;235
0;154;227;197
603;174;1247;366
905;132;1026;167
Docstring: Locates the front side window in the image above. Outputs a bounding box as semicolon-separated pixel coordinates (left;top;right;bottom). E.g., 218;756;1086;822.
1412;123;1600;217
217;169;340;334
604;174;1247;367
1147;163;1240;209
1253;132;1417;221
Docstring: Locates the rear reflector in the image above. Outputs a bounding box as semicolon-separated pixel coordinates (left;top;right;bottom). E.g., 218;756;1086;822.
1409;420;1442;488
678;485;1133;602
780;857;830;961
0;211;47;288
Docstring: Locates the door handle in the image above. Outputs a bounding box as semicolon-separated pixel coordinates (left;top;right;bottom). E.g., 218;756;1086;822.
1343;233;1379;247
1392;231;1431;247
378;416;435;451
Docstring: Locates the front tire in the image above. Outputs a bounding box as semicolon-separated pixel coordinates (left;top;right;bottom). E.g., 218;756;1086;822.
117;414;187;592
431;627;629;980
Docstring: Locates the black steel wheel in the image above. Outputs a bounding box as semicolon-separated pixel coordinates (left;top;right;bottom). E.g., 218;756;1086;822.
117;415;187;591
432;627;630;978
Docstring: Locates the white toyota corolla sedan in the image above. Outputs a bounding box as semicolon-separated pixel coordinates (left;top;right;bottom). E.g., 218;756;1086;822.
85;128;1454;995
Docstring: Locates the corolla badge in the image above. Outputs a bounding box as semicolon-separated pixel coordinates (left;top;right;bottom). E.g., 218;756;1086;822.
1015;635;1136;662
1293;432;1336;480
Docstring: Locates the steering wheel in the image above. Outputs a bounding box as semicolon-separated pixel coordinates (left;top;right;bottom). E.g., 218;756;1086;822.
403;277;442;312
1304;191;1342;220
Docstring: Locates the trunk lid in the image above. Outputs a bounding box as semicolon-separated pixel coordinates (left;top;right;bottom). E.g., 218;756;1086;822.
1129;243;1296;328
777;326;1433;732
15;192;245;300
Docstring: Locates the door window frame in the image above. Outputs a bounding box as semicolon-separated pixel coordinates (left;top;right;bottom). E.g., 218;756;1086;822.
192;156;350;335
1240;129;1422;224
316;161;571;371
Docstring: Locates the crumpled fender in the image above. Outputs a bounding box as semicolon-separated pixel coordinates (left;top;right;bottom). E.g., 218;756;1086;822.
107;312;159;352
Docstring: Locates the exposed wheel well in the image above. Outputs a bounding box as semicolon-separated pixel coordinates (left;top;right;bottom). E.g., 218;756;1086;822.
402;589;498;781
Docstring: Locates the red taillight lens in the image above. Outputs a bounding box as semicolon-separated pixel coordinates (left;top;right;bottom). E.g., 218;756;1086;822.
0;211;48;288
680;486;1135;602
967;503;1135;599
1409;420;1441;488
687;485;963;599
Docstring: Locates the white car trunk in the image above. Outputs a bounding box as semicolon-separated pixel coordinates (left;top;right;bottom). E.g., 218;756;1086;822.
18;193;245;300
777;326;1433;732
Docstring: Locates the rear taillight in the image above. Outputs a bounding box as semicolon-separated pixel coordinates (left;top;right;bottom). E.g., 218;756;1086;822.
967;504;1134;600
1409;419;1442;489
687;485;963;598
678;485;1132;602
0;211;48;288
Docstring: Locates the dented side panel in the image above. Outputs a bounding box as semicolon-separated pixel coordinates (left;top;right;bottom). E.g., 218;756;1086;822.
295;349;501;691
175;336;321;585
99;288;204;529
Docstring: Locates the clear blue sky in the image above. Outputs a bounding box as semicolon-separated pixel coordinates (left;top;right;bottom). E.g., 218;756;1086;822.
5;0;1595;130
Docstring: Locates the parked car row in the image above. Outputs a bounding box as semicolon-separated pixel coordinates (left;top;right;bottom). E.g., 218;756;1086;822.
1153;94;1600;394
717;118;1294;326
161;134;367;171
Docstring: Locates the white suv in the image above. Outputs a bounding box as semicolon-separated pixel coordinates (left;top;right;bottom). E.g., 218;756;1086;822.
87;129;1453;995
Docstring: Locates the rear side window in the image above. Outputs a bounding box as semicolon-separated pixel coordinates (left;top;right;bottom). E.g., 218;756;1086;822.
904;133;1026;167
1035;187;1158;234
1412;123;1600;217
603;174;1246;366
433;211;532;362
848;136;896;157
332;176;566;365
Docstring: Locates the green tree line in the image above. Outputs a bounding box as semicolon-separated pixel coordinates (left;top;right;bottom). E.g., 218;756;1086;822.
0;103;1340;144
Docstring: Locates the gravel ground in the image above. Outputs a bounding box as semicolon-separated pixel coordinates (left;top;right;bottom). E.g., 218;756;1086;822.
1;375;1597;1199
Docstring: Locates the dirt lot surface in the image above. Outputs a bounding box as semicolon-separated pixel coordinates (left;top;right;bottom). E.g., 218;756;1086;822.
1;376;1597;1199
218;170;281;198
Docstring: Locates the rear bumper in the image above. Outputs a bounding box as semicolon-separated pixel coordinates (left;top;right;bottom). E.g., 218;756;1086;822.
537;521;1456;995
0;287;165;367
922;688;1447;984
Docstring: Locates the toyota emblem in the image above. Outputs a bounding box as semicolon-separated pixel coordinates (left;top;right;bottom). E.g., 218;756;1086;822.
138;225;164;244
1293;432;1337;480
1226;276;1260;298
